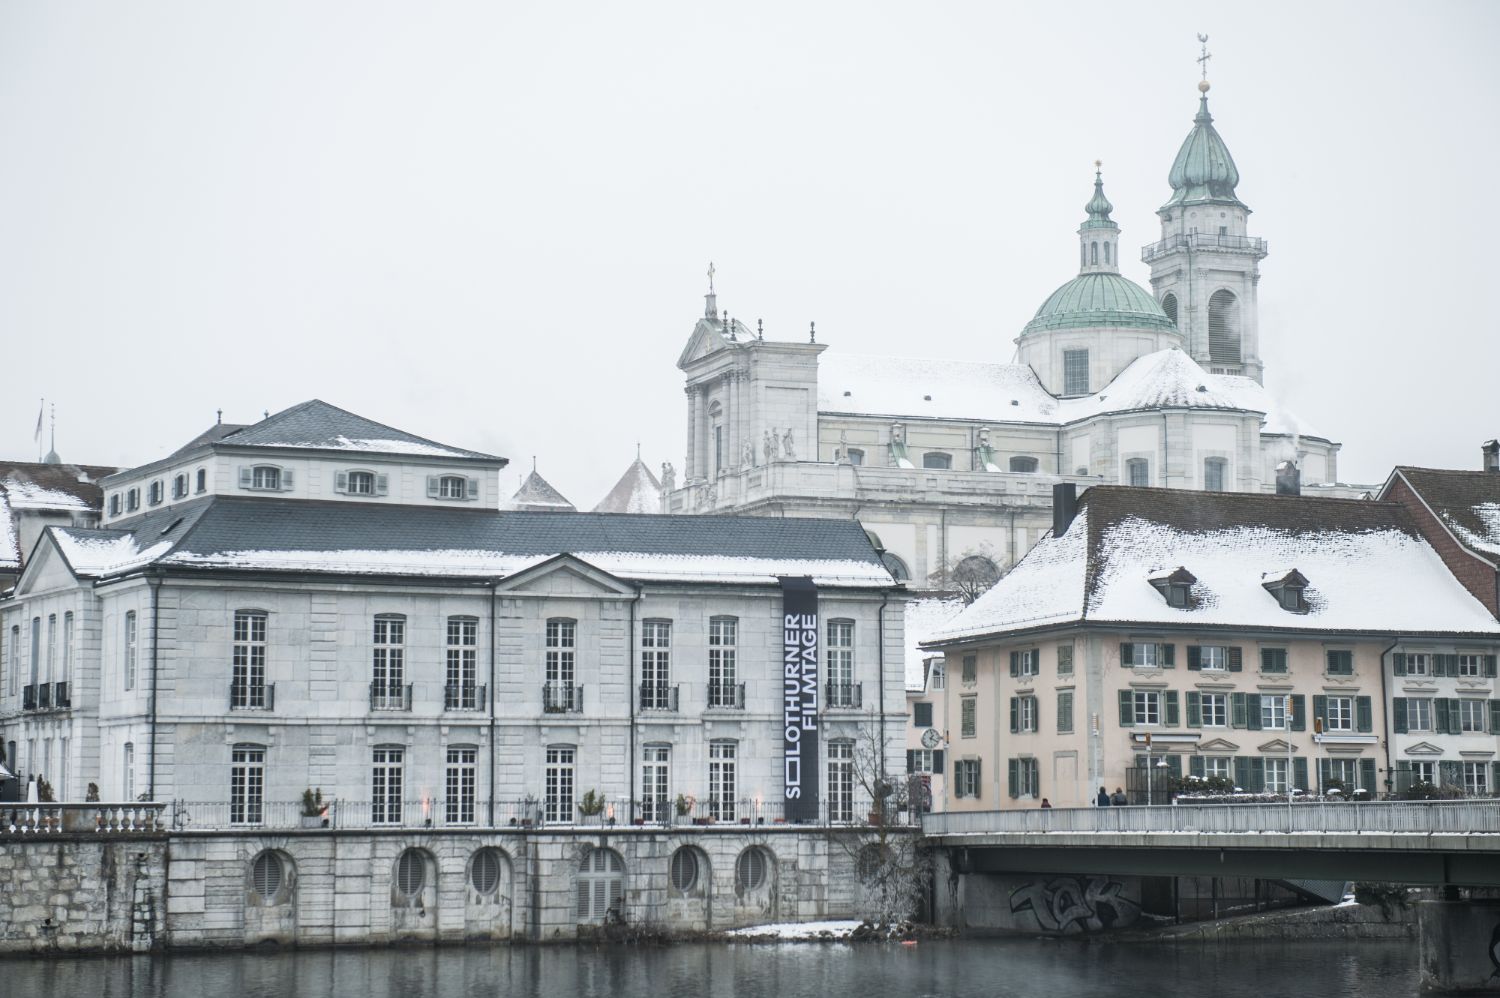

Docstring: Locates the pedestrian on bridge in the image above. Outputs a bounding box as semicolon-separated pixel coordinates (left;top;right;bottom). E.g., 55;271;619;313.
1096;786;1110;807
1111;788;1127;806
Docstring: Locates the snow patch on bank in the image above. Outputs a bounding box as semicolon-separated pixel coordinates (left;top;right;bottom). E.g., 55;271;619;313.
725;919;862;940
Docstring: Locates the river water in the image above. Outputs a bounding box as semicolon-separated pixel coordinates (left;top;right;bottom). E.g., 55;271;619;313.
8;938;1418;998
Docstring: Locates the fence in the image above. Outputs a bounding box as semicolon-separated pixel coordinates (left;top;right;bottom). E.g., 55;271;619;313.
923;798;1500;837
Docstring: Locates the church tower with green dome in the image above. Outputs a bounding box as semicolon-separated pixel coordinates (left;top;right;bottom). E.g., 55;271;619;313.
1143;77;1268;383
1016;167;1183;397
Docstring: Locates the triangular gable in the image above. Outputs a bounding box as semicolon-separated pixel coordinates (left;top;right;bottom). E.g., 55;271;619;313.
1195;737;1240;753
1402;741;1445;757
494;553;636;597
13;532;84;597
1256;738;1297;754
677;318;735;368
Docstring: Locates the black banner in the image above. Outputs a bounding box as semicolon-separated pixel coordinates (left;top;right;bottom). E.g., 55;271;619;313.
779;576;819;822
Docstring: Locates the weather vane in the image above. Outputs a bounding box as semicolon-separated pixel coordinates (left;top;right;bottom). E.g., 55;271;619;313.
1197;33;1211;81
707;261;715;293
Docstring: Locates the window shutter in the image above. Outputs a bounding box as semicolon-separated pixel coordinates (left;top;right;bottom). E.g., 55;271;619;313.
1359;758;1376;795
1161;644;1175;668
1490;700;1500;736
1030;758;1040;795
1434;698;1451;736
375;474;389;496
1493;762;1500;795
906;750;915;773
1166;755;1182;780
1313;695;1328;730
1431;655;1447;678
239;466;252;488
1392;698;1408;734
1290;695;1306;732
1451;699;1466;736
1186;691;1201;728
1293;757;1308;793
1008;759;1019;799
1120;643;1133;668
427;476;439;498
954;759;963;796
1227;647;1243;672
1234;756;1251;792
336;471;348;493
1190;756;1205;779
1393;653;1407;676
281;468;294;490
1187;646;1201;671
576;878;589;919
933;749;944;773
1230;692;1247;729
1164;690;1180;728
974;759;981;798
1393;760;1412;794
1009;697;1019;734
1246;693;1262;731
1441;760;1462;789
1118;690;1134;727
1486;655;1498;679
1009;651;1019;678
1355;696;1372;733
467;477;480;499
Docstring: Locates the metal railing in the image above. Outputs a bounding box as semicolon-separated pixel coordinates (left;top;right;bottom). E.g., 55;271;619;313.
53;681;69;708
707;681;746;709
825;682;863;709
229;681;275;711
22;684;36;711
639;682;679;711
370;682;413;712
923;798;1500;838
444;683;486;711
36;683;51;709
0;802;166;836
542;682;582;713
1140;232;1268;263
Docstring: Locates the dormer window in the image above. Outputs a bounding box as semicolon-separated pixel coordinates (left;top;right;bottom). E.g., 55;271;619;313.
1262;569;1310;614
126;488;140;512
239;465;293;492
338;470;388;497
195;468;207;494
171;474;187;500
108;493;121;516
1147;567;1197;609
429;474;478;501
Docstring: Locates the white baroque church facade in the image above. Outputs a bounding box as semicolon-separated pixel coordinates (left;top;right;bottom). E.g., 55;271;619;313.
667;82;1346;592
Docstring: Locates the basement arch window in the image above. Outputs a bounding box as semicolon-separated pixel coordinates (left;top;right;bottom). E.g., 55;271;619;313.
469;848;505;896
669;846;702;894
1208;289;1241;365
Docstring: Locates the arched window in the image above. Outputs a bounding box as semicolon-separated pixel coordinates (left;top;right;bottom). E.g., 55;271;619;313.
1161;292;1179;327
250;466;282;490
1208;289;1241;364
577;848;624;922
195;468;207;493
1090;242;1098;265
880;551;911;582
395;848;427;901
1009;456;1039;473
735;846;772;892
469;848;507;896
1126;458;1150;487
922;452;952;470
1103;242;1111;264
669;846;704;894
433;474;472;500
1203;457;1228;492
148;480;164;506
172;474;187;500
249;850;287;903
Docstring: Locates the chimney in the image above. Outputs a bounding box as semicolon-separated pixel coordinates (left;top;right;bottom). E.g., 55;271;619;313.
1275;460;1301;496
1052;483;1078;536
1484;440;1499;473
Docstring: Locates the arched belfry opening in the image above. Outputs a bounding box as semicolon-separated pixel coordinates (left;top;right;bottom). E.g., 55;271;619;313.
1207;289;1240;364
1161;292;1178;327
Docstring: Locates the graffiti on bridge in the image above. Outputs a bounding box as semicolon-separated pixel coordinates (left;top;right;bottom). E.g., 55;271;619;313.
1009;876;1141;934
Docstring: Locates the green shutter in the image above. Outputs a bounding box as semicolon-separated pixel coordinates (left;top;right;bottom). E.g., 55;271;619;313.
1356;696;1373;733
954;759;963;796
1166;755;1182;780
1008;759;1020;799
973;759;981;799
1010;651;1019;678
1119;689;1134;727
1434;698;1451;736
1441;760;1462;790
1290;695;1306;732
907;750;916;772
1249;757;1266;793
1234;756;1251;791
1164;690;1180;727
933;750;944;773
1187;646;1201;670
1030;758;1041;797
1293;757;1308;793
1186;691;1202;728
1486;655;1498;679
1492;762;1500;797
1318;759;1332;792
1009;697;1019;734
1359;758;1377;794
1394;760;1412;794
1230;692;1247;729
1393;653;1407;676
1393;698;1408;734
1246;693;1263;731
1190;756;1205;778
1433;654;1450;678
1490;700;1500;736
1161;644;1175;668
1228;647;1243;672
1313;694;1328;730
1120;642;1134;668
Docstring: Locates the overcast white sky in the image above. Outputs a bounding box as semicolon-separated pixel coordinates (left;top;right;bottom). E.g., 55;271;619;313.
2;1;1496;505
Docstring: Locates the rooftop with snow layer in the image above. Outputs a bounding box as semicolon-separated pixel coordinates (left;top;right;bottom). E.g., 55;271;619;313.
927;486;1500;646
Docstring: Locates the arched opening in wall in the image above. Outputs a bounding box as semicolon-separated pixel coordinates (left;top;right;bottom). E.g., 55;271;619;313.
735;846;774;895
469;848;509;898
1090;242;1098;265
577;847;625;923
1103;242;1111;265
1009;456;1039;473
669;846;708;896
1208;289;1241;364
952;556;1001;603
248;849;293;906
393;848;429;907
1161;293;1178;327
880;551;911;582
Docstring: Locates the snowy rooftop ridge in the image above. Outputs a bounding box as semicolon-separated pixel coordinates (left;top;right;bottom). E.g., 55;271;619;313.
0;492;18;568
593;459;663;515
506;470;576;511
1391;466;1500;560
903;596;966;691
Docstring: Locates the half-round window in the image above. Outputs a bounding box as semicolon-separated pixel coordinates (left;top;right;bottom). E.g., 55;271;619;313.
396;849;426;898
470;848;504;896
735;847;769;892
250;850;283;902
880;551;911;582
669;847;700;893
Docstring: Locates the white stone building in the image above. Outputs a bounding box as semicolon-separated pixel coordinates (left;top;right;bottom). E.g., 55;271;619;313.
0;400;906;827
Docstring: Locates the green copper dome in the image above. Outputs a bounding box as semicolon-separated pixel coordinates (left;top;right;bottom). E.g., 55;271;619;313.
1163;93;1244;209
1023;272;1176;335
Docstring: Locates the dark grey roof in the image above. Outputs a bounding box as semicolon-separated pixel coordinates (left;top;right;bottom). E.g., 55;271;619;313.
222;400;502;462
1391;467;1500;560
0;460;120;510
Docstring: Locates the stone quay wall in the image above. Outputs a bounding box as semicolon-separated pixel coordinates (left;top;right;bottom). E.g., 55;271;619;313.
0;826;903;955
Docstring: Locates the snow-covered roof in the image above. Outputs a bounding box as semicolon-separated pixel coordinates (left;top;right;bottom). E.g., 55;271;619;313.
903;597;965;691
505;470;576;511
592;459;662;514
1390;467;1500;561
0;492;18;569
930;486;1500;644
816;348;1322;440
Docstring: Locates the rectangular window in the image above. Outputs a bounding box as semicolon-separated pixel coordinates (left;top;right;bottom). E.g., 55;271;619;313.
1063;349;1089;396
1010;757;1040;798
251;466;281;490
1459;699;1487;733
1122;642;1169;668
231;611;268;709
9;625;19;695
545;618;576;687
123;742;135;800
1201;693;1228;727
545;746;575;824
1057;690;1074;733
1015;695;1038;733
445;747;476;825
1203;457;1227;492
1260;648;1288;674
1199;646;1227;671
1204;757;1231;780
1412;761;1436;786
1057;643;1074;675
1464;762;1489;797
1326;758;1357;788
230;746;265;825
909;749;937;774
708;617;738;706
827;620;855;706
61;612;73;683
123;611;137;691
641;620;672;709
955;759;981;799
45;615;55;683
1326;650;1354;676
1014;649;1039;677
1126;458;1150;487
914;701;933;728
641;745;670;823
346;470;375;496
930;659;945;690
371;616;405;709
708;741;736;821
1458;654;1485;678
1326;696;1353;732
961;654;977;684
437;475;468;499
1407;698;1432;732
1261;696;1287;730
1132;691;1161;726
445;616;479;710
372;747;404;825
961;696;977;737
1405;653;1430;676
828;741;854;823
1264;757;1288;793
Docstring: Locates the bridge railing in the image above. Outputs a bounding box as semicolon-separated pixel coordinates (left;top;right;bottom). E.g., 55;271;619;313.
922;799;1500;837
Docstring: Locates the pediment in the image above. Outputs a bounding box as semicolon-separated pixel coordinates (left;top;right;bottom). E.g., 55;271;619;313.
1257;738;1297;754
494;553;635;597
677;318;733;369
1402;741;1445;757
1196;737;1240;753
13;533;83;597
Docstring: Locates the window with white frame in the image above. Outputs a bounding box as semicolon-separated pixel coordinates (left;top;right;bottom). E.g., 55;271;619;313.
955;759;981;799
1264;757;1288;793
828;740;855;823
45;615;55;683
29;616;39;686
1204;757;1231;781
372;746;404;825
1123;642;1162;668
1203;457;1227;492
437;475;469;499
961;696;977;737
827;619;855;705
446;616;479;709
123;611;138;691
61;612;73;684
445;746;477;824
148;480;164;505
195;468;207;494
231;610;269;709
1132;691;1161;725
1405;653;1430;676
108;494;121;516
230;744;265;825
1326;696;1354;732
8;625;18;696
1326;758;1357;789
708;741;737;821
708;616;738;706
641;620;672;709
123;742;135;800
545;618;576;701
1013;695;1038;733
1126;457;1150;487
126;487;140;511
172;474;187;500
1201;692;1228;727
371;615;406;708
1459;654;1485;677
1261;696;1287;730
1407;698;1433;732
545;746;575;823
576;849;624;923
1014;648;1039;677
909;749;938;774
641;745;670;823
1199;646;1227;671
346;470;376;496
1464;762;1489;797
1459;699;1487;733
251;466;282;490
1412;761;1436;786
930;658;945;690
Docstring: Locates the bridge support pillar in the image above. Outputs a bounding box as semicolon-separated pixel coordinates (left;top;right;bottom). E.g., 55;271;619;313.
1418;900;1500;993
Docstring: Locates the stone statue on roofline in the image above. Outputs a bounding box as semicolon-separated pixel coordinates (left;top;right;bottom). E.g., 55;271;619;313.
837;430;849;464
782;427;795;461
660;462;675;492
764;429;777;464
743;439;755;468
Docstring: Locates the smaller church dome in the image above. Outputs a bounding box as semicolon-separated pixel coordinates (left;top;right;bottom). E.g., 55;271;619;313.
1023;273;1176;335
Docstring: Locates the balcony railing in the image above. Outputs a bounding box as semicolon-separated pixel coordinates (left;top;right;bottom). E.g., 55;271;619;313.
1;802;166;836
1140;231;1268;263
825;681;863;709
36;683;51;710
53;681;69;709
707;681;746;709
542;681;582;713
444;683;486;712
639;682;679;712
370;682;413;712
22;684;36;711
229;681;275;711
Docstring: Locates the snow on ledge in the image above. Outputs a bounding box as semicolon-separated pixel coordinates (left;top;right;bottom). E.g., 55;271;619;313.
725;919;862;940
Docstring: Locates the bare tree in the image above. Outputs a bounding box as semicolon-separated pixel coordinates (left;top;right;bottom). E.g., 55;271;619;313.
930;545;1005;604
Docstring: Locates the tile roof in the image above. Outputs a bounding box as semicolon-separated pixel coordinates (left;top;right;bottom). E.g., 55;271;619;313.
1391;467;1500;560
592;459;662;514
505;470;576;511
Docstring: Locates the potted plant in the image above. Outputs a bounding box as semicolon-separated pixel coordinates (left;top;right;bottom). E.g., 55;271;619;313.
578;789;606;823
300;788;328;828
674;793;694;825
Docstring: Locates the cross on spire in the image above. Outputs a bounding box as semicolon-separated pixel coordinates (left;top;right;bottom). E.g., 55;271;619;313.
1196;33;1211;81
707;261;715;293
